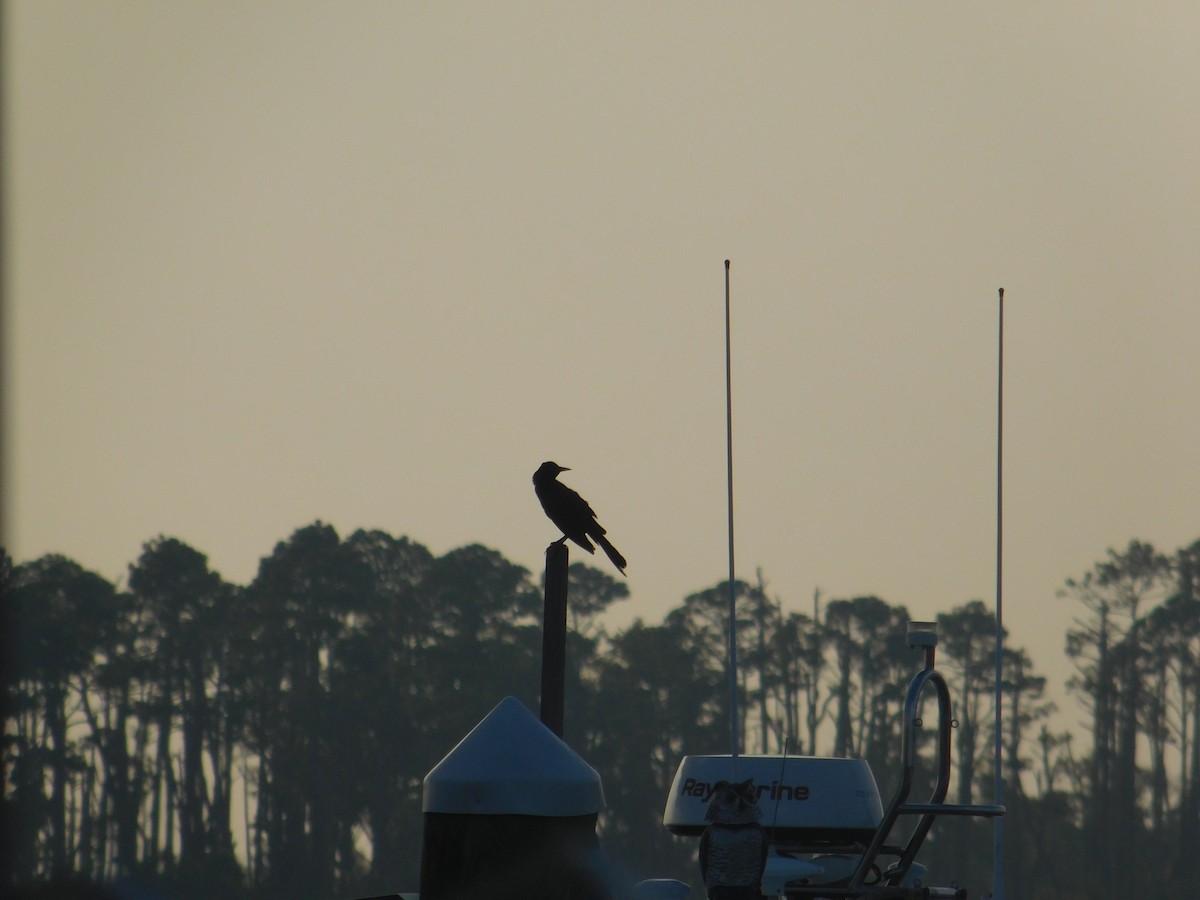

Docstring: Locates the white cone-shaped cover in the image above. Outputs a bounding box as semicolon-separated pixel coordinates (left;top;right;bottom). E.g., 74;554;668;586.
422;696;605;816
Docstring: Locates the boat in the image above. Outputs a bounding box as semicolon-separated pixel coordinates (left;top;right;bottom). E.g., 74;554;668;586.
658;621;1004;899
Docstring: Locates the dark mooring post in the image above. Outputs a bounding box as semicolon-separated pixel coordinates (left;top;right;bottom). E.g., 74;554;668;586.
540;541;569;737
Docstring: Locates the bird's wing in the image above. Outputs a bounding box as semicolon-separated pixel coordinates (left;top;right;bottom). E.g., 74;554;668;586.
559;483;599;523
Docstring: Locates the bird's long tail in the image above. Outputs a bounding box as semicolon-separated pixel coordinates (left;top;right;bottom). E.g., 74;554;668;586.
595;535;627;576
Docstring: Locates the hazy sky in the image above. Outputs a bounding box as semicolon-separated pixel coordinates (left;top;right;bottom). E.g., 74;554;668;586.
6;3;1198;734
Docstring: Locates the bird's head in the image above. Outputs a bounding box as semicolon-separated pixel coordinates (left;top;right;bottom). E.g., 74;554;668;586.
533;461;569;483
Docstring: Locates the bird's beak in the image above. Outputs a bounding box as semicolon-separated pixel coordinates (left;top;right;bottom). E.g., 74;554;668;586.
560;466;570;472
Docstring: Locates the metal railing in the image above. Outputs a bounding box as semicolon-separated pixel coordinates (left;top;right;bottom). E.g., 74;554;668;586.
785;624;1004;900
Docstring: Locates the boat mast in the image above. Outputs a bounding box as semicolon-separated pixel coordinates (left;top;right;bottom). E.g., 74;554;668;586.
725;259;740;764
992;287;1006;900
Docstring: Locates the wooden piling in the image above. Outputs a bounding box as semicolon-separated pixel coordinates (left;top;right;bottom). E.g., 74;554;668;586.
540;541;568;737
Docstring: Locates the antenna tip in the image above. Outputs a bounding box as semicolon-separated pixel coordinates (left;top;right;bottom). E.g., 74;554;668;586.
725;259;731;269
999;287;1005;298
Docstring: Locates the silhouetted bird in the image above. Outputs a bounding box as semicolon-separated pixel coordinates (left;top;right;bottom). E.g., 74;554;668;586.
533;461;627;575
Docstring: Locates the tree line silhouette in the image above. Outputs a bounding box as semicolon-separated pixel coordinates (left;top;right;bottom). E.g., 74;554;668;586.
3;526;1199;899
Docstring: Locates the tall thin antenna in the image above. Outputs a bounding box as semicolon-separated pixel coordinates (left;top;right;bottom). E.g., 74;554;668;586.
770;738;790;832
725;259;740;762
992;286;1006;900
